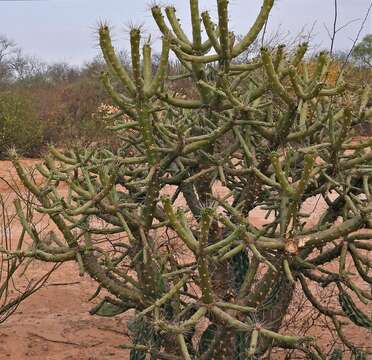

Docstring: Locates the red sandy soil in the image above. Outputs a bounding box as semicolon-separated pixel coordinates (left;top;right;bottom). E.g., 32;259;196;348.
0;159;370;360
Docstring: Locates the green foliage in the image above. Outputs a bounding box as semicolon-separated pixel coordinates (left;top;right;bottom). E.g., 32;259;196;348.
0;91;43;158
352;34;372;67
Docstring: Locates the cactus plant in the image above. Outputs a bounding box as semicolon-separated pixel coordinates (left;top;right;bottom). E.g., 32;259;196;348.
6;0;372;358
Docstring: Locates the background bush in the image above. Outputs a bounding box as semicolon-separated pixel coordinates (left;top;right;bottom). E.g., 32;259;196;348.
0;92;43;158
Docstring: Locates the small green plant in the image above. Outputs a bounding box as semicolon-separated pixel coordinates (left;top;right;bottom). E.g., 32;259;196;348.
7;0;372;358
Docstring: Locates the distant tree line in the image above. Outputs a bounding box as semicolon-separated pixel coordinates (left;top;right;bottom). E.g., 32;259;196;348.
0;33;371;158
0;34;113;158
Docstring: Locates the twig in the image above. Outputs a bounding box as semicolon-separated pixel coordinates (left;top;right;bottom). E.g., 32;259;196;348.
28;332;103;348
324;0;360;55
330;0;338;55
47;281;81;287
338;0;372;75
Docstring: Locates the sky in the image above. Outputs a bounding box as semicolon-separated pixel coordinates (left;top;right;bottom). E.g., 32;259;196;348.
0;0;371;66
